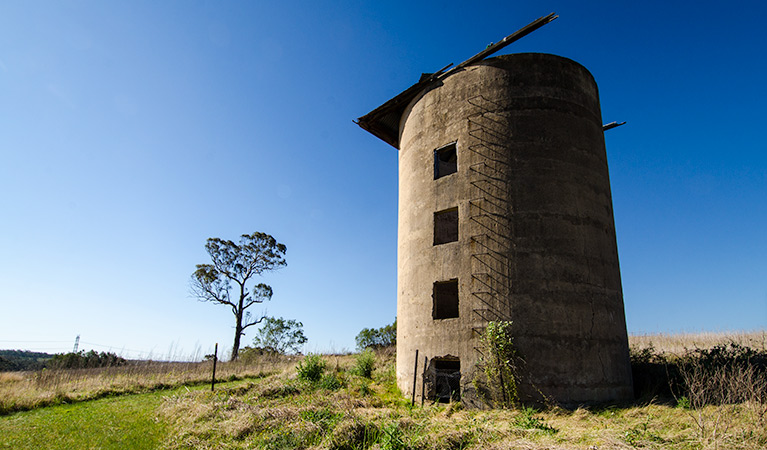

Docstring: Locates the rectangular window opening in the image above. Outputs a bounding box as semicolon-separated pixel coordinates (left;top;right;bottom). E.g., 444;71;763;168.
434;208;458;245
433;279;459;319
433;359;461;402
434;143;457;179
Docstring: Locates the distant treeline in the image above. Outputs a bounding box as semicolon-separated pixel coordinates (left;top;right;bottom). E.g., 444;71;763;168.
0;349;126;371
0;350;52;371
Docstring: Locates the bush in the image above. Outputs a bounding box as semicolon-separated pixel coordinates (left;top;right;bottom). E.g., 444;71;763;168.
379;422;408;450
352;350;375;378
330;418;379;450
629;342;767;405
674;343;767;406
296;354;326;382
319;373;344;391
474;321;520;408
630;345;676;401
513;407;558;434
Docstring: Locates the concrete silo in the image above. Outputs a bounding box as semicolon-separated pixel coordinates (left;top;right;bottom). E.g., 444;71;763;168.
357;27;633;406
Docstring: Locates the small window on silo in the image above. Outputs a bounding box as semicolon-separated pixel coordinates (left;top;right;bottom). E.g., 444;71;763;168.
434;208;458;245
433;279;459;319
433;359;461;402
434;143;457;179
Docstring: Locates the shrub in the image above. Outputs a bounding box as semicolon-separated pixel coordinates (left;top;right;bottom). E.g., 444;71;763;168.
513;407;558;434
352;350;375;378
474;321;520;408
629;342;767;407
330;418;379;450
300;407;343;428
379;422;408;450
296;354;326;382
319;373;344;391
630;345;676;400
675;343;767;406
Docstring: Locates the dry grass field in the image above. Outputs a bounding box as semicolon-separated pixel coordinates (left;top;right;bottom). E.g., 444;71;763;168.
0;354;298;415
155;337;767;450
1;330;765;450
629;330;767;355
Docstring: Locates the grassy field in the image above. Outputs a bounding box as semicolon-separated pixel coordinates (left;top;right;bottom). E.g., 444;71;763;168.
0;353;295;415
0;379;260;450
1;386;172;449
1;330;765;450
629;330;766;355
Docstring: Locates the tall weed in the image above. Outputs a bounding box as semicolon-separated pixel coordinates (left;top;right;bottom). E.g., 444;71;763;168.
296;354;326;382
351;350;375;378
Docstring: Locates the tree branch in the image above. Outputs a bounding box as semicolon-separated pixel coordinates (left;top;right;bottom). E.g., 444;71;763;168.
241;314;266;331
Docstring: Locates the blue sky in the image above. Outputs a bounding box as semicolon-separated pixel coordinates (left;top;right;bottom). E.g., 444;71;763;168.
1;1;765;359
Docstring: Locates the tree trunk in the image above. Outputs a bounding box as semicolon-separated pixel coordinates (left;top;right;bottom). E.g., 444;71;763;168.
232;311;243;361
231;288;246;361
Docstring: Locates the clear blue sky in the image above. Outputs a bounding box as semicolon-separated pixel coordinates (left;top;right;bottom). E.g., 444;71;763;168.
1;1;765;359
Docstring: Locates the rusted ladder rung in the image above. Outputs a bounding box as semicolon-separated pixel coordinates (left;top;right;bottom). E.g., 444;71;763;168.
471;266;507;281
469;216;511;236
470;238;509;256
471;290;493;296
471;292;494;300
466;143;509;161
467;94;503;111
470;232;508;249
469;162;505;177
471;275;494;291
473;308;504;321
469;199;507;216
472;327;487;335
467;115;511;132
472;251;509;267
467;126;512;143
468;183;508;203
469;198;504;212
469;178;507;188
471;293;498;312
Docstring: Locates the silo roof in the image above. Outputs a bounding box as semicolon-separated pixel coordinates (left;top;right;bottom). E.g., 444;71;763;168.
355;12;558;150
355;75;441;150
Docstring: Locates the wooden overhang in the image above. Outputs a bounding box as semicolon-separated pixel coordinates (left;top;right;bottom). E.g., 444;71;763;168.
355;70;447;149
355;12;558;150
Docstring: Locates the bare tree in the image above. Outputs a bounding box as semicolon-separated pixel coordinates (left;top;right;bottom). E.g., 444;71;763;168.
191;232;287;360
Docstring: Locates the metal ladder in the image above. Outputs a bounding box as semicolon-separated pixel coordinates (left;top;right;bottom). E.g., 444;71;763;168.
465;95;513;356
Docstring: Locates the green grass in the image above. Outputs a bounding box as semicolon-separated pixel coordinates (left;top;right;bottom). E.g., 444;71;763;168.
0;380;260;450
0;388;169;449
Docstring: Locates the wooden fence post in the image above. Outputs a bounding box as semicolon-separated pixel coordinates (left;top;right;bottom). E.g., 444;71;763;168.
421;356;427;407
211;343;218;391
412;349;419;406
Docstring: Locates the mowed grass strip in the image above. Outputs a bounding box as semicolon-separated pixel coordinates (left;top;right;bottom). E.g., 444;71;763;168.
0;388;172;449
0;356;292;415
0;380;258;450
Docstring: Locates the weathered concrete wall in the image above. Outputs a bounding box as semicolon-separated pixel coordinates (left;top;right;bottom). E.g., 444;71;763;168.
396;53;633;407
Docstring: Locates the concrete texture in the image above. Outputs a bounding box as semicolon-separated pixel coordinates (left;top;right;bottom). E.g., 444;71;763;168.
393;53;633;407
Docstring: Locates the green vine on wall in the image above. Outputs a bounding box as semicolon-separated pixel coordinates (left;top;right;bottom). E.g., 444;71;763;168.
474;321;520;408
